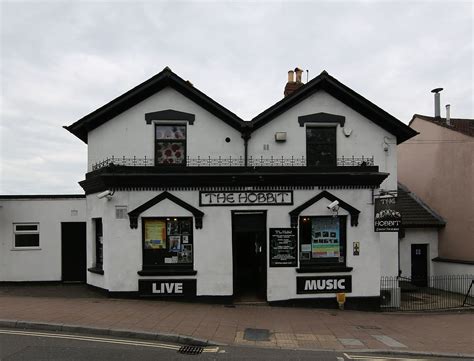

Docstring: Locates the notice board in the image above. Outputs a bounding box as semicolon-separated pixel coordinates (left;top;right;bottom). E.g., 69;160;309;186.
270;228;297;267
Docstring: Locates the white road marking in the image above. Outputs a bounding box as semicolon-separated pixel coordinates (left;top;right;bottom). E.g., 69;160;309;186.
372;335;407;348
343;353;430;361
0;329;219;353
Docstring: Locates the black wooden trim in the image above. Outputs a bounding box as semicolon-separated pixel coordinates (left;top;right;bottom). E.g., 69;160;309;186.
87;267;104;275
145;109;195;125
298;112;345;127
0;194;85;199
432;257;474;265
65;67;244;143
296;266;353;273
128;191;204;229
250;71;418;144
289;191;360;227
80;166;388;195
137;269;197;276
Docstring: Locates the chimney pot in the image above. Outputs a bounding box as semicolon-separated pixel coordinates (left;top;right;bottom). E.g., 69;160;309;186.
294;67;303;83
431;87;443;118
288;70;295;83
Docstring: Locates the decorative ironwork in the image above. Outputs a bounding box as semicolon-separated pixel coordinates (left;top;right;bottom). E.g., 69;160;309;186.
380;275;474;311
92;155;374;170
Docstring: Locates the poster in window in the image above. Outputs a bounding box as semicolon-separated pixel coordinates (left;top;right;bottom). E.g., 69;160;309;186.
144;220;166;249
169;236;181;252
181;219;192;235
167;221;180;235
179;244;193;263
311;218;340;258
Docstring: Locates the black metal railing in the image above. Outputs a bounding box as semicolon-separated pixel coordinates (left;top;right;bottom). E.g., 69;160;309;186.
91;155;374;170
380;275;474;311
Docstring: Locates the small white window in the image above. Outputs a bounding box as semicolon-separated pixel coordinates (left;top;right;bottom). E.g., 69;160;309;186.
115;206;128;219
13;223;40;248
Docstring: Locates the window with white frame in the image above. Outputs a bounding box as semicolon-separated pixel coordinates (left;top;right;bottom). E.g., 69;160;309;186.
13;223;40;248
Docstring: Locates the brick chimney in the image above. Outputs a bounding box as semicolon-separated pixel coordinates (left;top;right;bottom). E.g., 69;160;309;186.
284;67;304;97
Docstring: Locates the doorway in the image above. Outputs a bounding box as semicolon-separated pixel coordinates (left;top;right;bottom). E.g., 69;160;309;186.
61;222;86;282
411;244;428;287
232;211;267;302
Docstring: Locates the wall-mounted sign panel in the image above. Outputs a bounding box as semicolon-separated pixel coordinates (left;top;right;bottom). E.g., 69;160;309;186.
270;228;297;267
374;197;402;232
297;275;352;294
139;279;196;297
199;191;293;206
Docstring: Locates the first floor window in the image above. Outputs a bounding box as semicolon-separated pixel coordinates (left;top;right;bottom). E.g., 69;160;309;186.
155;124;186;165
94;218;103;269
299;216;346;267
142;217;193;268
306;126;336;167
13;223;40;248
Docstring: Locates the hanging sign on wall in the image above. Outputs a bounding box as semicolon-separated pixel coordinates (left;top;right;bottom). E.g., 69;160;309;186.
270;228;298;267
374;197;402;232
199;191;293;206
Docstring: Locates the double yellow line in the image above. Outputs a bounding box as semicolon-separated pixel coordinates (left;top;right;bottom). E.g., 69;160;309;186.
0;329;219;353
343;352;430;361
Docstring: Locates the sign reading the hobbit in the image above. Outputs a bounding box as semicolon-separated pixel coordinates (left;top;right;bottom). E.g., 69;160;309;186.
270;228;297;267
139;279;196;297
199;191;293;206
374;197;402;232
297;276;352;294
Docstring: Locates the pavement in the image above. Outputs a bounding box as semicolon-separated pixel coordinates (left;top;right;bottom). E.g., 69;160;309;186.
0;284;473;358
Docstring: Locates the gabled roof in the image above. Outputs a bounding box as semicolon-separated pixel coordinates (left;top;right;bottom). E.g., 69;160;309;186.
250;71;418;144
65;67;244;143
397;183;445;228
410;114;474;137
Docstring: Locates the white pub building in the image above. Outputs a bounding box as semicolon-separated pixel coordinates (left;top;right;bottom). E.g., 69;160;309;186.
1;67;417;309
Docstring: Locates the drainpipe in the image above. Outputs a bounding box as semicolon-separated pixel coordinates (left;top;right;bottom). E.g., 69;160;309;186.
241;128;251;167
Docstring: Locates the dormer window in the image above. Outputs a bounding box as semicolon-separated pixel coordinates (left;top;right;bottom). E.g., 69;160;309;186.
306;126;336;167
155;124;186;165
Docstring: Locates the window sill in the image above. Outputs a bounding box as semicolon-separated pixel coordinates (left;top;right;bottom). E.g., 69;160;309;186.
88;267;104;275
296;266;353;273
138;269;197;276
11;247;41;251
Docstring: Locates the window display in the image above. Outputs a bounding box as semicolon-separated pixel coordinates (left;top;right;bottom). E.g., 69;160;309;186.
299;216;346;267
142;217;193;268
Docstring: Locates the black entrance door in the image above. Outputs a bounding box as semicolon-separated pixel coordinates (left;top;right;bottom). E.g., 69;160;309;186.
61;222;87;282
232;211;267;301
411;244;428;287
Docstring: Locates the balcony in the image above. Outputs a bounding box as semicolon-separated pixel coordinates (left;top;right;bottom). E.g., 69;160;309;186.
91;155;375;171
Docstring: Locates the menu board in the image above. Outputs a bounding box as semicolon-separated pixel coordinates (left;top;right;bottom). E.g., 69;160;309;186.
270;228;297;267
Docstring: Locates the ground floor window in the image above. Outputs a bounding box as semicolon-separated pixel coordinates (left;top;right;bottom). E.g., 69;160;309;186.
13;223;39;248
142;217;193;269
94;218;103;269
299;216;346;267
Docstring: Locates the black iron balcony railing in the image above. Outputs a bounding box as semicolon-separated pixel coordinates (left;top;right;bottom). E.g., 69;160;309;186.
91;155;374;171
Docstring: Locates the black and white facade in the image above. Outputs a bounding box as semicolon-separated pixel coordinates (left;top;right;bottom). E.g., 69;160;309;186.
3;67;419;308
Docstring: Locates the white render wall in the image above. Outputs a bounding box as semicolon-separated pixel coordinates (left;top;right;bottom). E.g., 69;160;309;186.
399;228;439;279
248;90;398;190
87;188;386;301
0;198;86;281
87;88;244;170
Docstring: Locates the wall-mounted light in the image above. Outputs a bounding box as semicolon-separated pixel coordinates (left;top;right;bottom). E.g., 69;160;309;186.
275;132;287;142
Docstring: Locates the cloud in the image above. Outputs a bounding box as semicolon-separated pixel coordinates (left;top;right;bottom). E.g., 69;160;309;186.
0;0;472;193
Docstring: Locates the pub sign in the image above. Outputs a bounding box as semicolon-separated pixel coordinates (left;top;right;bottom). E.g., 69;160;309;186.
297;275;352;294
374;197;402;232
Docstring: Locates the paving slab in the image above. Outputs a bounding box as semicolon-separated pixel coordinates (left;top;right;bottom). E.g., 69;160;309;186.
0;284;473;357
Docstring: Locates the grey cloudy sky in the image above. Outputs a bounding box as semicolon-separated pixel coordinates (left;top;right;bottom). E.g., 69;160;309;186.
1;0;472;194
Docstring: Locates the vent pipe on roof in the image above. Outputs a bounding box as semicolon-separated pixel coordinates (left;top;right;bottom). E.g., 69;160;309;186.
446;104;451;126
431;88;443;118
